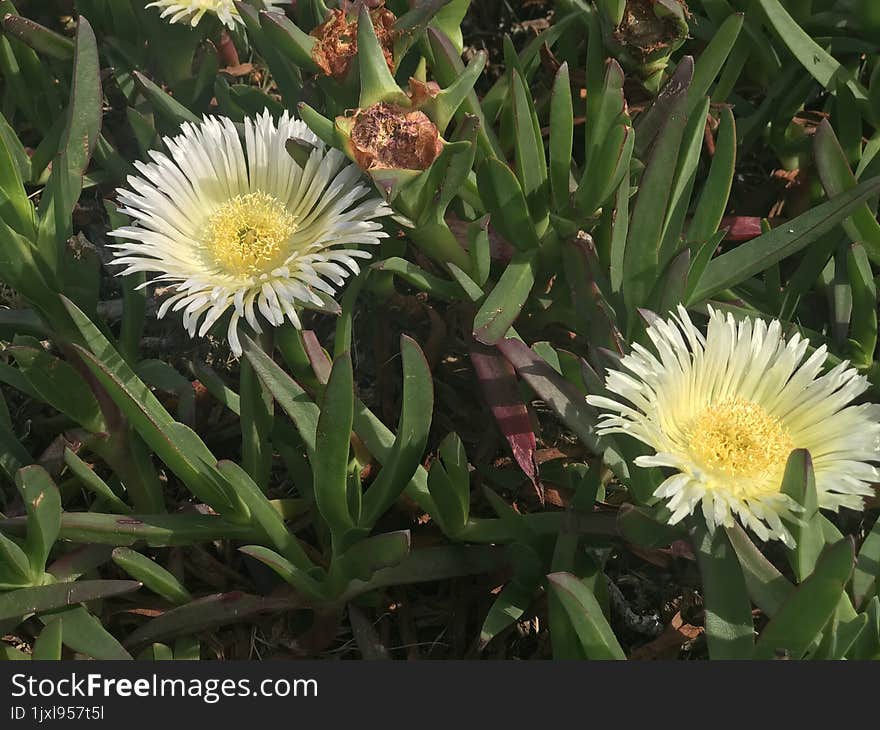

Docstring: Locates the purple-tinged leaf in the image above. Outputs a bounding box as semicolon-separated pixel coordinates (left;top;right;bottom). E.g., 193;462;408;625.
469;344;541;499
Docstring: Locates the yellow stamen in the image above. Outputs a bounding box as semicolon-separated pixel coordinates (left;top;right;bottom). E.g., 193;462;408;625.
202;192;296;277
687;397;793;485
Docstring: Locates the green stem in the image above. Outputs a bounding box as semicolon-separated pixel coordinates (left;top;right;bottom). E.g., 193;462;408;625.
240;331;274;490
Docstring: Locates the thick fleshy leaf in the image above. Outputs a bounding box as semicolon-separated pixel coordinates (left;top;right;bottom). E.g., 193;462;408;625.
0;580;141;621
478;581;535;651
755;0;867;101
496;338;601;453
16;466;60;579
40;606;132;660
547;572;625;660
473;251;537;345
477;159;541;251
469;344;539;493
780;450;825;581
360;337;433;527
10;347;105;433
815;120;880;262
693;524;754;659
687;106;736;244
753;539;855;659
123;592;304;649
111;547;192;605
0;512;263;547
314;352;356;539
691;176;880;302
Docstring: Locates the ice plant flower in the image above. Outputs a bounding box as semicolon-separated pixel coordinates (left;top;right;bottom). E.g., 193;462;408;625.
147;0;285;29
587;305;880;545
110;110;391;355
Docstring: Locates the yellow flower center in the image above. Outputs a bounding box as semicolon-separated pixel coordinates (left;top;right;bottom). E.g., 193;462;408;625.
202;192;297;277
687;398;793;481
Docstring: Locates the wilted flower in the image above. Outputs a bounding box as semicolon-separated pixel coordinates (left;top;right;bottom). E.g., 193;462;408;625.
588;305;880;545
311;5;396;80
342;102;442;171
147;0;285;29
110;111;391;355
603;0;690;92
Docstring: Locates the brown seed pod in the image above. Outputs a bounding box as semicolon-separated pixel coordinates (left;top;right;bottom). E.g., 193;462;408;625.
310;6;396;80
348;103;442;171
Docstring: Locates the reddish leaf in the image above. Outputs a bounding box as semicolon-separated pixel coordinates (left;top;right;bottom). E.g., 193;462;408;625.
469;344;541;500
720;216;763;241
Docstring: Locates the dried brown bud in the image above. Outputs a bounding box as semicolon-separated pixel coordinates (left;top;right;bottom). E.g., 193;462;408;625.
613;0;690;58
310;6;396;80
348;103;442;171
407;77;442;107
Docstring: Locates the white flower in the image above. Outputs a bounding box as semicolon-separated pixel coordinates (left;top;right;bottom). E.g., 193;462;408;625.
587;305;880;545
110;110;391;355
147;0;285;29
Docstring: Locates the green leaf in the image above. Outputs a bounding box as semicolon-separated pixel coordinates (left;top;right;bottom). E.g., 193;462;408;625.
16;466;61;580
0;580;141;621
0;421;32;484
473;251;537;345
846;244;878;368
357;5;408;108
133;70;200;126
371;257;464;301
0;511;263;547
427;28;502;159
10;347;105;433
478;581;535;651
258;10;319;72
32;619;63;660
686;13;743;117
1;15;74;60
243;334;436;516
511;68;548;227
216;460;314;571
123;592;303;649
41;606;132;659
63;298;238;516
622;88;688;312
753;539;855;659
577;59;633;216
687;106;736;244
314;352;356;540
422;52;487;134
755;0;867;102
853;516;880;610
693;524;754;658
237;545;326;601
63;448;131;515
780;449;824;582
37;17;102;273
726;524;794;616
476;158;541;251
360;336;433;527
497;338;602;454
692;176;880;302
547;572;626;660
658;97;710;267
426;432;470;536
0;112;34;237
240;353;273;489
0;528;31;589
549;63;573;212
335;531;411;585
111;547;192;605
617;504;685;549
815;120;880;263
